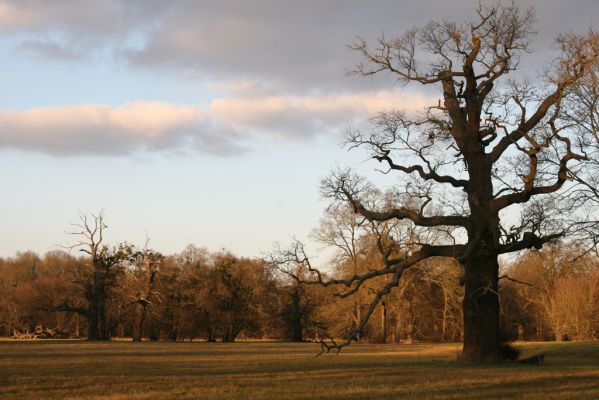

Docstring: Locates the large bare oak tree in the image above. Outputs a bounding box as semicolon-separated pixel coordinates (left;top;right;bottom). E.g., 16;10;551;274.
273;3;599;362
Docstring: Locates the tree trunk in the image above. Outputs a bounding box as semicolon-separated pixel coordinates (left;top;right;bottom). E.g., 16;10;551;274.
86;270;110;341
441;288;448;341
290;288;303;342
98;304;108;339
221;329;237;342
132;303;146;342
405;322;414;344
461;252;500;362
75;313;80;338
86;285;100;340
87;308;99;340
460;152;502;362
291;317;303;342
96;284;109;340
206;329;216;342
380;299;388;343
394;312;401;343
353;301;361;342
133;269;157;342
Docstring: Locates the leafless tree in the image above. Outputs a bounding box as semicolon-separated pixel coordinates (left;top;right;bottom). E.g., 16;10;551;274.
312;205;369;338
68;212;133;340
273;3;599;362
130;237;163;342
504;244;599;341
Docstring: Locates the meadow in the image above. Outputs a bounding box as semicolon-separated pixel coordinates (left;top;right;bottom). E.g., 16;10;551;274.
1;340;599;399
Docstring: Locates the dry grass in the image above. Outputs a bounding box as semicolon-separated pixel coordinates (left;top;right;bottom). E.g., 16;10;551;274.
1;340;599;399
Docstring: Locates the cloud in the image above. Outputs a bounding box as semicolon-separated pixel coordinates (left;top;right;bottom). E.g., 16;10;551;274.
0;2;38;31
2;1;596;91
0;0;163;62
0;1;493;91
16;40;82;61
0;101;242;156
0;90;432;156
210;90;432;139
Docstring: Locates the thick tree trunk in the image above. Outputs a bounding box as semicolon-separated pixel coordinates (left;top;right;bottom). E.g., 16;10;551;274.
87;306;99;340
290;289;303;342
86;275;110;341
462;252;500;362
97;289;108;340
461;156;501;362
291;318;303;342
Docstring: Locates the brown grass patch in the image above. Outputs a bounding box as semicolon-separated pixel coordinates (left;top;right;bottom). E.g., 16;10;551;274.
1;340;598;399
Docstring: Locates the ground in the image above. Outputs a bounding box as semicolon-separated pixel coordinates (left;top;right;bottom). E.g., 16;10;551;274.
1;340;599;399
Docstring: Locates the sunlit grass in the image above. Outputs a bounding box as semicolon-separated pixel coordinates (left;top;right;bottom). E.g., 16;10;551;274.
1;340;599;399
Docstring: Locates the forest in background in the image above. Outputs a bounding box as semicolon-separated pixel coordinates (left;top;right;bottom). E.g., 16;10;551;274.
1;228;597;344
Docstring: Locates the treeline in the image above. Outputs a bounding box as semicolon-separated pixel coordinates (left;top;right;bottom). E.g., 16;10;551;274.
1;241;598;342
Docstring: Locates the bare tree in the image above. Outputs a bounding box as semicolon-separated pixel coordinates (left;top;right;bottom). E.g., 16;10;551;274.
273;3;599;362
312;205;369;338
130;238;163;342
504;244;599;341
68;212;133;340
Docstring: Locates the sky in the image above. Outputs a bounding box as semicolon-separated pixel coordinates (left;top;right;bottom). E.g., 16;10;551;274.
0;0;596;259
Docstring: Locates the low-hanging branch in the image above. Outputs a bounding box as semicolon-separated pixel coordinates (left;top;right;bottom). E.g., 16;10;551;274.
271;239;468;353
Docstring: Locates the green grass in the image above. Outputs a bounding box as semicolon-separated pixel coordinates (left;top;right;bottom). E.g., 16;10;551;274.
1;340;599;399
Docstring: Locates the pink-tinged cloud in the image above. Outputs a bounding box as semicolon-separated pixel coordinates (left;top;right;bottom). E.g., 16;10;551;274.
0;2;38;31
0;90;433;156
0;102;213;156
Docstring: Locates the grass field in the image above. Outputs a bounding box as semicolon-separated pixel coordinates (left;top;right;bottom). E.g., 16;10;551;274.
2;340;599;399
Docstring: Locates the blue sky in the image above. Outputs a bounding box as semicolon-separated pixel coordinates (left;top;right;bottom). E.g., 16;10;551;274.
0;0;596;258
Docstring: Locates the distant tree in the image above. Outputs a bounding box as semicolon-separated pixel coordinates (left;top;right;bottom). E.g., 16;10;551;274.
68;212;133;340
311;205;369;338
274;3;599;361
502;244;599;341
178;245;213;341
153;254;188;341
0;252;41;335
129;240;163;342
276;268;331;342
207;254;273;342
